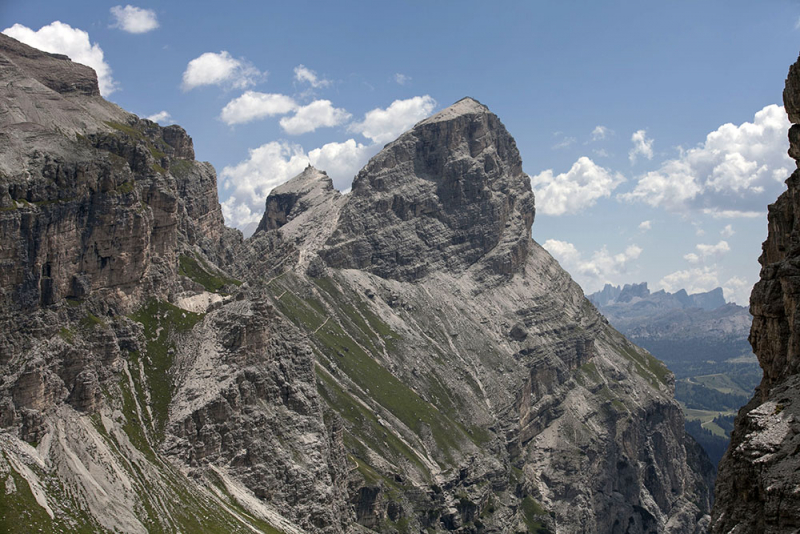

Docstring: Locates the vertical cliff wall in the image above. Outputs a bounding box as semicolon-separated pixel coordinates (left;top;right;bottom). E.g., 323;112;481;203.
711;56;800;534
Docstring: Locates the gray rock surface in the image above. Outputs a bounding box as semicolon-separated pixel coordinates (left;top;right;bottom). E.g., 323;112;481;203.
322;98;535;282
711;53;800;534
0;33;713;534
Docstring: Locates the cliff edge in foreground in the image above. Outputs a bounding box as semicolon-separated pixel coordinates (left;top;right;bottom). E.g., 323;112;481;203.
711;55;800;534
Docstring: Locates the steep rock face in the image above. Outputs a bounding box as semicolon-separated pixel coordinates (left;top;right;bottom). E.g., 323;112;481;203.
711;56;800;534
0;32;239;316
164;298;351;532
0;35;322;533
1;33;714;534
322;98;535;282
243;99;713;532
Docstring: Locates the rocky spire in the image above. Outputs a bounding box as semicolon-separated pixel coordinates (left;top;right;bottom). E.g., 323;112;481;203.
321;97;535;281
255;165;338;234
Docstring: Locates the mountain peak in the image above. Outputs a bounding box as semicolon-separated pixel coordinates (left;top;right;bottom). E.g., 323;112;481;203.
0;33;128;136
321;98;534;281
255;165;339;234
417;96;489;125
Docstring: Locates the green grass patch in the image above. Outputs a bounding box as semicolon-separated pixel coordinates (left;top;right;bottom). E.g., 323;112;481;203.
115;180;136;194
316;366;429;476
0;458;57;533
104;120;145;140
0;456;99;533
276;291;325;330
616;342;670;388
149;146;166;161
206;471;285;534
58;327;74;344
521;496;551;534
579;361;601;384
129;300;204;439
179;254;241;293
170;159;194;179
117;375;157;462
79;313;106;330
312;277;401;351
314;319;464;464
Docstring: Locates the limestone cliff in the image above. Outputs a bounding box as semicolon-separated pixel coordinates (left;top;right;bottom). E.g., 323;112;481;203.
710;56;800;534
321;98;534;282
0;33;713;534
240;98;714;532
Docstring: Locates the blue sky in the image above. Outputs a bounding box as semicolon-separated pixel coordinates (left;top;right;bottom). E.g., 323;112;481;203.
3;1;799;304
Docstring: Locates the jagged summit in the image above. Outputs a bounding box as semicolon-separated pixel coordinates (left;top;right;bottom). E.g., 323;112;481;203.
0;32;99;97
416;96;489;125
255;165;340;234
321;97;534;281
272;164;332;195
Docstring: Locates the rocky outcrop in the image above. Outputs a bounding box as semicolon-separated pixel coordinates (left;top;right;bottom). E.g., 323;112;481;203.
322;98;535;282
711;55;800;534
0;33;240;317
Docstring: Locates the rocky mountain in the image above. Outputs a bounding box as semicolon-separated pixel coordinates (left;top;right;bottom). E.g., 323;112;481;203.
589;284;727;311
0;33;713;533
711;55;800;533
587;284;754;379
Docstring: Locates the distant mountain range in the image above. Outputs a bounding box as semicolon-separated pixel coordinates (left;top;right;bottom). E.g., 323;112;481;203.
588;283;752;371
588;282;759;468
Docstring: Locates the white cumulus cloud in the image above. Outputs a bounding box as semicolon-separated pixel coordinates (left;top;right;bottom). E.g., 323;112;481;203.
696;240;730;258
279;100;351;135
629;129;654;163
350;95;436;144
684;240;730;264
146;110;172;124
3;22;118;96
530;157;625;216
182;51;261;91
723;276;752;306
308;140;377;186
621;105;792;213
220;91;297;125
638;220;652;231
220;142;310;227
395;73;411;85
543;239;642;293
591;125;610;141
552;136;576;149
658;268;749;305
110;5;159;34
721;224;735;238
702;208;765;219
294;64;331;88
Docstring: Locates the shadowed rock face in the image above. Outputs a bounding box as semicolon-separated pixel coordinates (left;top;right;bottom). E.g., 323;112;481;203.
322;98;535;282
711;55;800;534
